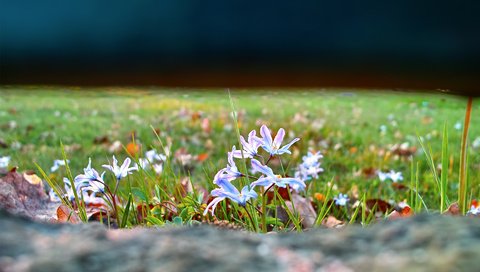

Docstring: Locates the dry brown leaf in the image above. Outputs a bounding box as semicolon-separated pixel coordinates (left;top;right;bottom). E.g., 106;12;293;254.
196;153;209;162
126;142;140;157
285;193;317;228
56;204;81;224
322;215;345;228
23;173;42;185
443;202;460;216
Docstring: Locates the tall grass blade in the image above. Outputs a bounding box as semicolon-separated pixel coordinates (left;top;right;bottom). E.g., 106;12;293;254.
459;97;473;214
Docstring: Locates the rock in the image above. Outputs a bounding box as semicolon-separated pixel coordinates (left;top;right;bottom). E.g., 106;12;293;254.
0;171;55;220
1;210;480;272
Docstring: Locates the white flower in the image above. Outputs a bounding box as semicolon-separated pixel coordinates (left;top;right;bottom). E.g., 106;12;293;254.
334;194;349;206
0;156;10;168
51;159;69;172
102;156;137;181
454;122;462;131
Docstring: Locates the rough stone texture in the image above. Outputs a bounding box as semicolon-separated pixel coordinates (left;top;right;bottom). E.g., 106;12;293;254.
0;171;53;219
1;210;480;272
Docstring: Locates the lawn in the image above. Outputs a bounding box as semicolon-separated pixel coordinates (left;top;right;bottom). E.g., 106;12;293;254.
0;87;478;230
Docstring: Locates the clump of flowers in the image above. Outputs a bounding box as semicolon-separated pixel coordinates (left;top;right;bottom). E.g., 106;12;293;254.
51;156;138;219
203;124;312;225
294;151;324;190
377;170;403;183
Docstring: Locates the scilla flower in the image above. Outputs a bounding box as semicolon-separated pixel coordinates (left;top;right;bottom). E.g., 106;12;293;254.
204;175;257;216
51;159;69;172
231;130;262;159
74;158;105;193
0;156;10;168
250;159;306;190
334;193;349;206
222;146;244;180
102;156;137;181
257;125;300;156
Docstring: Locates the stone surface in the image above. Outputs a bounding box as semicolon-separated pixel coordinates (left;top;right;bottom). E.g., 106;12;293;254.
1;210;480;272
0;171;55;220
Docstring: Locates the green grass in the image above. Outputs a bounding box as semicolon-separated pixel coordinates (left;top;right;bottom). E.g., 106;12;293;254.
0;87;478;229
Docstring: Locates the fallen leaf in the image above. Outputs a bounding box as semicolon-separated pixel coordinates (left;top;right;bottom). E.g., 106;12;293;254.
93;135;110;145
285;193;317;228
126;142;140;157
443;202;460;216
56;204;81;224
322;215;345;228
267;187;291;202
23;173;42;185
365;199;393;214
196;153;209;162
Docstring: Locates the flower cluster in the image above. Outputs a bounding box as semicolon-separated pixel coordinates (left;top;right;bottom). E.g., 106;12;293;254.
294;151;324;189
204;125;304;216
50;156;138;207
136;149;166;174
377;170;403;182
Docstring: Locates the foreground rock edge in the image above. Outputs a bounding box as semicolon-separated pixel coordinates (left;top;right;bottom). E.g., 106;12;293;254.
1;209;480;272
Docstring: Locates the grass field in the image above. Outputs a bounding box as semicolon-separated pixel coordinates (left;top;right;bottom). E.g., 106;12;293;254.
0;87;478;230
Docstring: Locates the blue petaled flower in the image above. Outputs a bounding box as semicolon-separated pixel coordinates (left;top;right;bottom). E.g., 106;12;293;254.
231;130;262;159
250;159;306;190
334;193;349;206
51;159;69;172
102;156;137;181
0;156;10;168
224;146;244;179
74;158;105;193
204;174;258;216
295;151;324;183
257;125;299;156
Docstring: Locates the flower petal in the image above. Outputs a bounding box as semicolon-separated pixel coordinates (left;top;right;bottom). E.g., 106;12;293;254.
251;159;274;177
273;128;285;149
260;125;272;147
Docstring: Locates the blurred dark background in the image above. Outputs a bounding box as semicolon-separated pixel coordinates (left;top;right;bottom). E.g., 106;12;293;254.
1;1;479;96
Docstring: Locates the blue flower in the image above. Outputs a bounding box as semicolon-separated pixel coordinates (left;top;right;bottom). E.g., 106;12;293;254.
295;151;324;183
250;159;306;190
204;174;257;216
74;158;105;193
50;159;69;172
102;156;137;181
257;125;299;156
225;146;244;179
0;156;10;168
231;130;262;159
334;193;349;206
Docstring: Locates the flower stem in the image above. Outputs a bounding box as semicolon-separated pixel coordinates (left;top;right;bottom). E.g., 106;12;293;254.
243;205;257;232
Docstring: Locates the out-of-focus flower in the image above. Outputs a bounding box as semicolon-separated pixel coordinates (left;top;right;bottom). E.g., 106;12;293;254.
295;151;324;185
231;130;262;159
377;170;403;182
0;156;10;168
102;156;137;181
334;193;349;206
467;205;480;216
51;159;69;172
74;158;105;193
250;159;306;190
145;149;166;163
257;125;300;156
472;137;480;149
388;170;403;182
204;174;257;216
454;122;462;131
